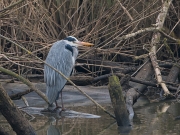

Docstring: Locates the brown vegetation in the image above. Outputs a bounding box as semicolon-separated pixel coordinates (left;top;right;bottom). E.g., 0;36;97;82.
1;0;179;79
1;0;180;102
0;0;180;100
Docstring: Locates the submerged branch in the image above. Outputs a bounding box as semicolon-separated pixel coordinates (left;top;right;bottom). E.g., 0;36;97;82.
0;66;49;104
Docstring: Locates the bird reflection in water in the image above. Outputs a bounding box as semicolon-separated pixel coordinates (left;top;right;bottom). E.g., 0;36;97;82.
47;117;61;135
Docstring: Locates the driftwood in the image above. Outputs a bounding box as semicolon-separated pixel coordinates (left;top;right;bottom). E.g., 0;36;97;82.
126;61;154;117
165;65;179;83
0;83;36;135
30;72;180;89
165;65;180;98
86;72;178;91
67;75;93;85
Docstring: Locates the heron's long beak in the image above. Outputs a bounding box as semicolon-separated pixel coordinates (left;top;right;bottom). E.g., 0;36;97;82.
75;41;94;47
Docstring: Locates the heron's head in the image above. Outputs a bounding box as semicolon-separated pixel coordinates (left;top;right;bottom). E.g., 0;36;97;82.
64;36;94;47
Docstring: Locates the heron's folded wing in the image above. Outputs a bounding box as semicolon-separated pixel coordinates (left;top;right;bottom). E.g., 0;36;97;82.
44;41;65;86
44;41;74;103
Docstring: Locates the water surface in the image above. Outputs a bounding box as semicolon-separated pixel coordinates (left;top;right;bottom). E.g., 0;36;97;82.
1;96;180;135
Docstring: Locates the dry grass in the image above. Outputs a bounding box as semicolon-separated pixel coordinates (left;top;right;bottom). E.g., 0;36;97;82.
0;0;180;80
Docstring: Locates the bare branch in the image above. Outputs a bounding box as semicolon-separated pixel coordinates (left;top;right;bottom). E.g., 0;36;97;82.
149;0;173;95
116;27;158;41
117;0;133;21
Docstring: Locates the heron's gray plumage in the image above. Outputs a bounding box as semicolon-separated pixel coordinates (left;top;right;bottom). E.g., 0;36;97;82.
44;40;78;105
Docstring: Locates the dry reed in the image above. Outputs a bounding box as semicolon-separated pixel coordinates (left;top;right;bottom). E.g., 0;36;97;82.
0;0;180;82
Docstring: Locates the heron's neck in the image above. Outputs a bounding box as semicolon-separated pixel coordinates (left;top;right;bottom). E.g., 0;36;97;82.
64;40;78;60
72;46;78;59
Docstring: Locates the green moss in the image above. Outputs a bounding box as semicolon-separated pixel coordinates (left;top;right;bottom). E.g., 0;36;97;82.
108;75;124;102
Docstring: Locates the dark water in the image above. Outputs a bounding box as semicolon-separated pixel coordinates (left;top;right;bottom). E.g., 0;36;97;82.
1;96;180;135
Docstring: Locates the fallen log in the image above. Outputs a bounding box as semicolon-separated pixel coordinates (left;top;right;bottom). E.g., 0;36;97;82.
0;83;36;135
165;65;179;83
163;65;180;98
93;73;178;91
126;61;154;118
67;75;93;85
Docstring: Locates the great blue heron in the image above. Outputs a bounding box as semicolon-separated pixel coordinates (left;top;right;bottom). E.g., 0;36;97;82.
44;36;93;111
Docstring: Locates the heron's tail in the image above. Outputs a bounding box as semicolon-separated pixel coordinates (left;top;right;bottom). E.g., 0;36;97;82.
46;86;60;104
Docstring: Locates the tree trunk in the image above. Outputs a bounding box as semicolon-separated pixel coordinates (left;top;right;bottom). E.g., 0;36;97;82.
0;83;36;135
108;75;130;126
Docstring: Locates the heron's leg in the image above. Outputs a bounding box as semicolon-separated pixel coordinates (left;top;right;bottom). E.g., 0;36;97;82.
60;92;65;111
55;101;60;108
56;119;58;127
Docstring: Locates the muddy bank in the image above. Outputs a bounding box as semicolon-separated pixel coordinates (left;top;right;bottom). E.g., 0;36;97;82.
1;80;111;108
